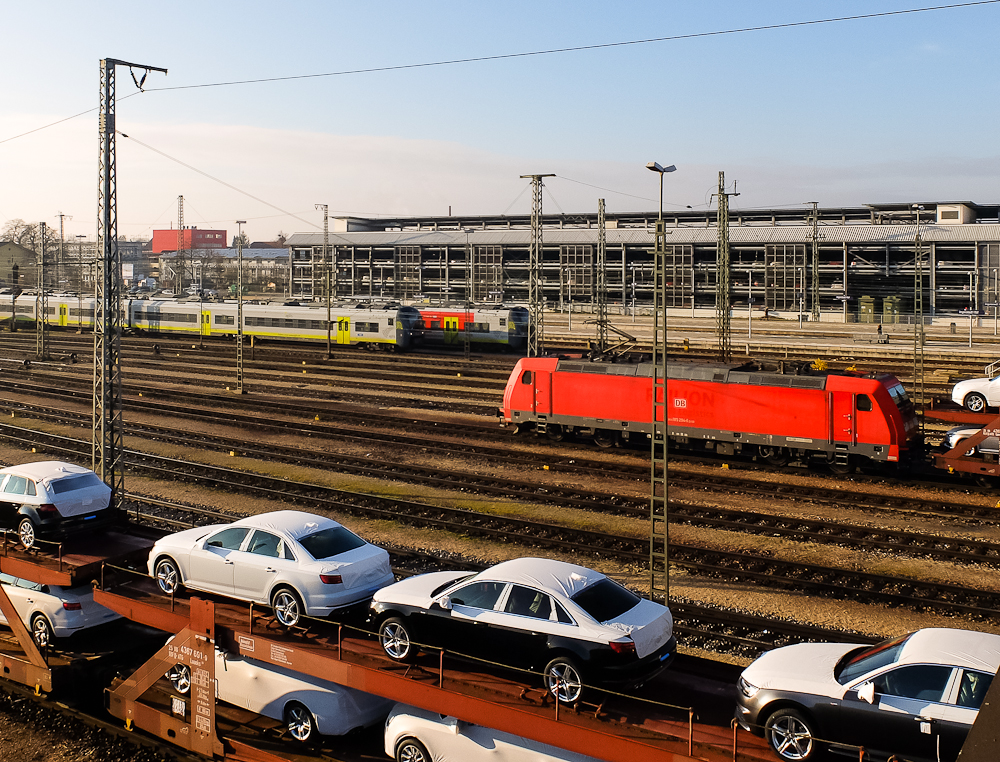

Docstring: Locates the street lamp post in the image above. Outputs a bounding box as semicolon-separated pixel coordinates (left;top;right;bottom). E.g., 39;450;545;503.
236;220;246;394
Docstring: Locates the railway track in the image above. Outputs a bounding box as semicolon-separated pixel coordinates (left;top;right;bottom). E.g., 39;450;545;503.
4;422;999;626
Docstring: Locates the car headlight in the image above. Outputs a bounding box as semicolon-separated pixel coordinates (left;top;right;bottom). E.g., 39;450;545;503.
738;676;760;699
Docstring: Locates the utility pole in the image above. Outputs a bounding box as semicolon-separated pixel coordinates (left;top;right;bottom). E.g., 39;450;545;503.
176;195;185;292
315;204;331;358
464;229;473;361
236;220;247;394
913;204;925;433
808;202;820;322
56;212;71;292
36;222;48;359
715;171;738;363
520;173;554;357
595;199;608;354
94;57;167;514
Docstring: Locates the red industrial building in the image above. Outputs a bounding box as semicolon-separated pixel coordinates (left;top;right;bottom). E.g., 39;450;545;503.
151;227;227;253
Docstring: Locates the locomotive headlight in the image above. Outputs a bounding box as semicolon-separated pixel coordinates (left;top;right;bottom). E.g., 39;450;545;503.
738;675;760;699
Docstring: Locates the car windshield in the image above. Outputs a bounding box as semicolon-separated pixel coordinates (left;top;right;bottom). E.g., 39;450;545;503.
835;633;913;684
434;574;474;598
50;473;104;494
298;526;367;559
571;578;641;622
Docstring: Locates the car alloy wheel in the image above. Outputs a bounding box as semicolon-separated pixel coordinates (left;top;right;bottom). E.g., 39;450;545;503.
155;558;181;595
17;517;36;550
543;656;584;704
396;737;431;762
284;701;315;742
965;393;988;413
271;588;303;627
379;617;416;662
766;708;817;762
166;663;192;694
30;614;53;648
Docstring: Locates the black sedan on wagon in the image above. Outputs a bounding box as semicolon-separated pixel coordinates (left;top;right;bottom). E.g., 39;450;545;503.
369;557;675;704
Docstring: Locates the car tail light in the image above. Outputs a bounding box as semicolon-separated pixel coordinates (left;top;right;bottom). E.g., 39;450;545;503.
609;639;636;655
320;574;343;584
62;601;83;611
36;504;60;518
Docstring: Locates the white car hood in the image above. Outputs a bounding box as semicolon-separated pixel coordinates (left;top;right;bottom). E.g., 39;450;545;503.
318;544;392;589
372;571;470;607
741;642;860;698
153;525;221;550
602;598;673;659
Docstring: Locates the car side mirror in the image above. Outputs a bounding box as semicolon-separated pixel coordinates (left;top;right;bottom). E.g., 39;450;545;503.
444;716;464;734
435;595;452;611
857;681;875;704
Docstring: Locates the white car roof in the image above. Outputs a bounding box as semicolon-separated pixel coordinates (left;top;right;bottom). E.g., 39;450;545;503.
0;461;94;480
475;558;604;599
899;628;1000;673
230;510;342;541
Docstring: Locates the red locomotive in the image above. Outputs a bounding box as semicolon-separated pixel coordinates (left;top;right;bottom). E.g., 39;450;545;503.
500;358;922;469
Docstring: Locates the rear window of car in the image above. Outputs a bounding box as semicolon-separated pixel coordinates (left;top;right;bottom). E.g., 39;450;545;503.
571;578;641;622
298;526;367;559
835;633;913;684
50;473;104;494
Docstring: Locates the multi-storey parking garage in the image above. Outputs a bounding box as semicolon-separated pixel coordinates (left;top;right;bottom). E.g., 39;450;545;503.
287;201;1000;323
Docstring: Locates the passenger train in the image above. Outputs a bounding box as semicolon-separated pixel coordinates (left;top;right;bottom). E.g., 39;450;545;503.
0;294;530;352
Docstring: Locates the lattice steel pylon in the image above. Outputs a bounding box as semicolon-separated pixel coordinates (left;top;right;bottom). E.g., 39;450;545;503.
595;199;608;354
36;222;48;359
94;58;166;507
520;174;554;357
913;206;926;434
808;202;820;321
715;171;734;363
176;195;184;291
236;220;247;394
650;209;669;602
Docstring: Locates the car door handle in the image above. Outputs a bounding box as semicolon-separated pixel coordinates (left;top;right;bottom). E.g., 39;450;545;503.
25;599;33;604
224;559;234;565
265;567;277;573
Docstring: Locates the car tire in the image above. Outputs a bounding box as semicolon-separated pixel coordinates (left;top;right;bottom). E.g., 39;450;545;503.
765;708;819;762
271;587;304;627
154;557;183;595
166;663;191;694
395;737;431;762
17;517;36;550
284;701;316;743
30;614;53;648
965;393;989;413
543;655;584;704
379;616;417;662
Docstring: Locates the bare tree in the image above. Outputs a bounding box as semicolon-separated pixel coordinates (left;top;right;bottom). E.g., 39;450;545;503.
232;231;250;247
2;219;59;250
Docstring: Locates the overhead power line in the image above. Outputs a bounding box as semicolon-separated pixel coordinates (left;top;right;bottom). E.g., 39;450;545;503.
1;2;996;147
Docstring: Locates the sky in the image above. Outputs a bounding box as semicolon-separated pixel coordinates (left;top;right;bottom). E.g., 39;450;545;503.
2;1;999;243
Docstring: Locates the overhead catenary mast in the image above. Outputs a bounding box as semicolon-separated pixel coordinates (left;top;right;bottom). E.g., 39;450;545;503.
94;58;166;510
520;173;554;357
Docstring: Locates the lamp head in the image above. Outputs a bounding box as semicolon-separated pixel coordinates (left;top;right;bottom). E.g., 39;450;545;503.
646;162;677;174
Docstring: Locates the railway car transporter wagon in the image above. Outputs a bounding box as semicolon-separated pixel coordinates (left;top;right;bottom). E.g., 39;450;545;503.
500;358;922;471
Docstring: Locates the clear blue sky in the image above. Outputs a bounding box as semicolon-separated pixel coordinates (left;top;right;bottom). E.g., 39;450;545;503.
2;1;998;242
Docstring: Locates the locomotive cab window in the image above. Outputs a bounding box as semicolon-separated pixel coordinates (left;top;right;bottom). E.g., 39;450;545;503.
521;370;533;384
857;394;872;412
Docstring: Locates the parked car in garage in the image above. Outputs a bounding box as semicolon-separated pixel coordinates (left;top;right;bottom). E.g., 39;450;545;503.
0;571;120;647
384;703;602;762
0;461;113;549
148;510;394;627
952;374;1000;412
370;557;675;704
166;642;391;742
734;627;1000;762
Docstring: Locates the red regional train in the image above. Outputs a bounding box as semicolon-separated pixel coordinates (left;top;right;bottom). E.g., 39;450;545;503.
499;358;922;470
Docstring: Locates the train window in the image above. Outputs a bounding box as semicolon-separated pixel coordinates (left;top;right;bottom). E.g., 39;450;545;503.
355;322;378;332
431;321;441;329
857;394;872;412
387;318;393;327
214;315;235;325
521;371;533;384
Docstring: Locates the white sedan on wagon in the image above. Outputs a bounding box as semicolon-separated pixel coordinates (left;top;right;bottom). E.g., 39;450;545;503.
166;642;392;743
0;571;120;647
147;511;394;627
951;374;1000;412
